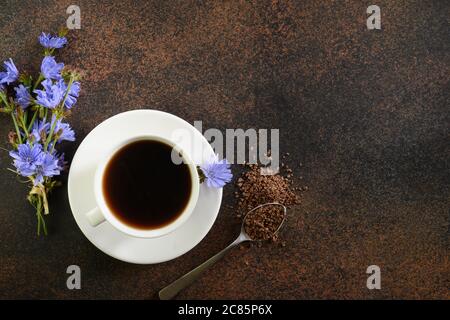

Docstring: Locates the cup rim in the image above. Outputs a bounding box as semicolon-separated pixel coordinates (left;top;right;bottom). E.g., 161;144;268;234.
93;135;200;238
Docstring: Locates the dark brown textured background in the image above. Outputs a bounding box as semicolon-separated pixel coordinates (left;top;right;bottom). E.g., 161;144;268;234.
0;0;448;299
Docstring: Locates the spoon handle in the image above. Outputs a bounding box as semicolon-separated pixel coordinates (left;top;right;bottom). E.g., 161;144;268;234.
159;234;248;300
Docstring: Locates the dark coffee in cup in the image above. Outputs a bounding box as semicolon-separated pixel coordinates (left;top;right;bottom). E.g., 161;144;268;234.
102;139;192;230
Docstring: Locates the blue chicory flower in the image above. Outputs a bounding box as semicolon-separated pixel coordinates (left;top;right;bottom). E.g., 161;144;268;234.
31;119;50;142
200;155;233;188
34;79;65;108
51;115;75;142
9;143;61;185
40;56;64;80
14;84;32;109
0;58;19;85
9;143;43;177
62;81;80;108
31;116;75;143
56;152;67;170
33;151;60;185
39;32;67;49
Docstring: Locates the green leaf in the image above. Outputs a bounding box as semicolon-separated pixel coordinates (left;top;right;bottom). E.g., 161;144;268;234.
19;73;33;87
58;27;69;38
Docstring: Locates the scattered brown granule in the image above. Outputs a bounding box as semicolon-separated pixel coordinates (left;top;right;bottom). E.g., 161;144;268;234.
235;162;301;245
235;164;300;214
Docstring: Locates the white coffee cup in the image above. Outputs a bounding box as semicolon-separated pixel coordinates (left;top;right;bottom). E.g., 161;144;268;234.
85;135;200;238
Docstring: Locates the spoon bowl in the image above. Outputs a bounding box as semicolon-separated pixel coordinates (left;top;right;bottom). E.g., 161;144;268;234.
159;202;287;300
241;202;287;241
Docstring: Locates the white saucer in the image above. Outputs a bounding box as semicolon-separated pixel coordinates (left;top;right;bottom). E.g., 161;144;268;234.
67;110;222;264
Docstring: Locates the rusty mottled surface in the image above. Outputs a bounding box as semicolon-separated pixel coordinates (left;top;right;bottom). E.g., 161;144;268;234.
0;0;448;299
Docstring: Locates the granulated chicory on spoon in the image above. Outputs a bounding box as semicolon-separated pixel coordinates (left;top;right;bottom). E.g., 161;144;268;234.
159;202;287;300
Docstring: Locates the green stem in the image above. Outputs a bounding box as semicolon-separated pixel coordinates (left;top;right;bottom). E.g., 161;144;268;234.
36;195;47;236
37;197;41;235
33;74;44;90
27;108;39;132
44;75;75;150
0;93;9;109
50;137;58;154
19;114;29;138
41;210;48;236
11;112;23;144
60;75;74;109
1;95;23;145
44;116;57;151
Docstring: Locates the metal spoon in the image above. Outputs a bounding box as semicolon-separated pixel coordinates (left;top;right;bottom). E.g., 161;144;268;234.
158;202;287;300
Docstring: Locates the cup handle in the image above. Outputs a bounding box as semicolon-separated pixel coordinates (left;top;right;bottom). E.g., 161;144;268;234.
86;207;105;227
